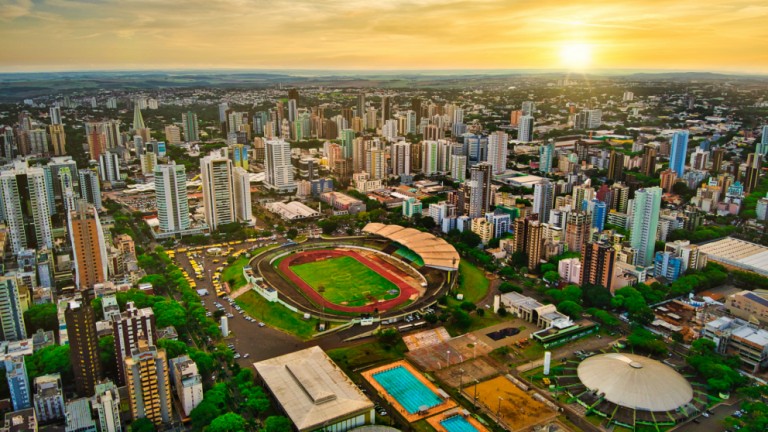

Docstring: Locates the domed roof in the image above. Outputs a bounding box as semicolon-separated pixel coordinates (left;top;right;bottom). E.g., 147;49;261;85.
576;353;693;412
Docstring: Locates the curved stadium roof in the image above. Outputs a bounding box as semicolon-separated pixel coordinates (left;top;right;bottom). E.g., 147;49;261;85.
577;353;693;412
363;223;460;271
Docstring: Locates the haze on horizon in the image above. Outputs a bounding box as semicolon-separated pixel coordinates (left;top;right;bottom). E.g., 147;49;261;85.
0;0;767;74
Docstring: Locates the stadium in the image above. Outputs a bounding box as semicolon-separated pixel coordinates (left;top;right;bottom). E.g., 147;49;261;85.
555;353;707;430
247;223;459;320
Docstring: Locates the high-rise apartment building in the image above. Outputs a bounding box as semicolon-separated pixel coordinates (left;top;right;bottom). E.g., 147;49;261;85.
465;163;492;218
181;111;199;142
0;165;54;253
538;140;554;173
68;201;107;290
5;356;31;410
201;154;235;230
391;142;411;176
65;296;101;396
450;155;467;182
422;140;439;174
0;277;27;341
518;115;534;142
163;125;181;145
580;241;616;289
487;131;508;174
170;356;203;417
112;302;156;386
607;150;625;181
565;212;591;254
154;162;190;233
124;339;172;425
630;187;662;267
574;109;602;130
232;167;252;223
744;152;764;193
49;124;66;156
712;148;725;173
513;215;543;269
264;139;297;193
669;131;689;177
49;105;62;125
78;169;102;211
365;147;386;180
380;96;391;127
533;180;554;223
93;381;122;432
340;129;355;159
98;151;121;184
641;144;658;176
34;374;65;423
521;101;535;116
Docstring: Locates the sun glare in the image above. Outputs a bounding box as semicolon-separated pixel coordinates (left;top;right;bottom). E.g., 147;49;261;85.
559;42;593;70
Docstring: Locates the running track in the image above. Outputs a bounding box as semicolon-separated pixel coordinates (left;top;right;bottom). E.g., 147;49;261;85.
277;249;418;313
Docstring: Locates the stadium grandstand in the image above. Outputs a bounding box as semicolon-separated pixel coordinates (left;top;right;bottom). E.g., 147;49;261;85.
362;223;460;271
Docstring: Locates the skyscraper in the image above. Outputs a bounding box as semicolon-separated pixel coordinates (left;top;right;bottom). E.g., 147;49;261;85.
112;303;156;386
154;163;190;233
565;212;591;254
356;93;365;119
590;199;607;231
533;180;554;223
232;167;252;223
669;130;689;177
450;155;467;181
68;201;108;290
380;96;391;126
538;140;554;173
712;148;725;173
0;277;27;341
630;187;662;267
124;339;172;425
201;154;235;230
518;115;534;142
521;101;535;116
65;296;102;397
340;129;355;159
264;139;297;193
181;111;199;142
487;131;508;174
98;151;121;184
580;241;616;289
758;125;768;156
422;140;439;174
49;105;62;125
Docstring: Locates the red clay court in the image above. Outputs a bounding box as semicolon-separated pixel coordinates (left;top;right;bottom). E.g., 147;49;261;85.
277;248;419;313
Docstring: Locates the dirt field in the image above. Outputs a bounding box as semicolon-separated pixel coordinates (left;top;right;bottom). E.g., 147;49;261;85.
407;332;493;371
470;375;558;431
434;358;500;389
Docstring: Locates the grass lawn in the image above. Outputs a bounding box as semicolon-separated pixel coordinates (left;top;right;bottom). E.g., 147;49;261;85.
290;256;400;307
235;290;319;340
457;260;490;303
327;339;407;374
221;245;279;290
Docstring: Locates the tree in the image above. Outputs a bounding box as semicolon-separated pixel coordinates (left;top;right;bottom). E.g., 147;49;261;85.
99;336;117;381
286;228;298;240
25;345;73;385
543;271;560;284
157;339;188;359
190;400;220;431
557;301;583;319
153;300;187;328
459;230;482;248
499;282;522;294
263;416;292;432
459;301;477;311
318;219;339;235
582;284;613;309
451;309;472;330
23;303;58;334
207;413;246;432
129;418;156;432
377;329;400;348
627;327;667;356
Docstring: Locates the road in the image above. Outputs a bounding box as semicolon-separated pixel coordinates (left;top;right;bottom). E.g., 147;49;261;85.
673;400;740;432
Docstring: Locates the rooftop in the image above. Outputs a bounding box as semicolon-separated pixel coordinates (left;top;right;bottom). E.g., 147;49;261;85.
698;237;768;276
253;346;373;431
363;223;460;271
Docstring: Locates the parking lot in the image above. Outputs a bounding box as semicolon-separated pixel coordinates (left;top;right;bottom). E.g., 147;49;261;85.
171;238;306;364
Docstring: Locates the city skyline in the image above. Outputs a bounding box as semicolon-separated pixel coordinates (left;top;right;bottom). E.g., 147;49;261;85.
1;0;767;73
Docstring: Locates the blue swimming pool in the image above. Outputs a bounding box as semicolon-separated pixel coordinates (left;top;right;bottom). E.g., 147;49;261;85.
372;366;443;414
440;415;479;432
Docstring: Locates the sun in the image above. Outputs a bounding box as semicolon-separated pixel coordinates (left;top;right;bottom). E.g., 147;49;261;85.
559;42;593;70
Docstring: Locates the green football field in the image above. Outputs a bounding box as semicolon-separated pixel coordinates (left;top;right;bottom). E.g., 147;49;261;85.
289;256;400;307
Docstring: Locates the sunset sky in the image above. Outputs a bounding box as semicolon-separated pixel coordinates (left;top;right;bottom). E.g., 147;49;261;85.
1;0;767;73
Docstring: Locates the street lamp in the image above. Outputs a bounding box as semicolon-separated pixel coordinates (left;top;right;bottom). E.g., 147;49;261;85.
473;380;479;410
446;350;451;367
497;397;504;422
